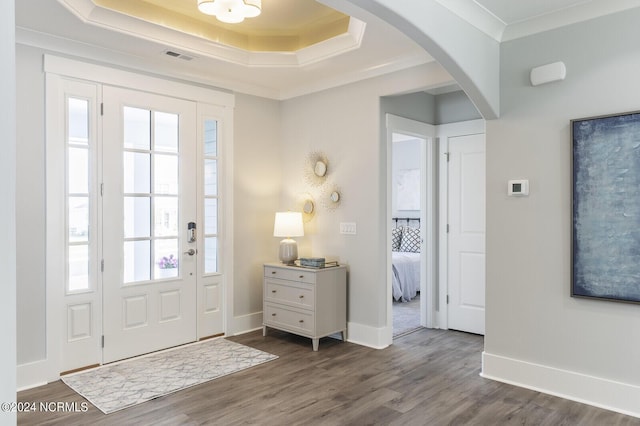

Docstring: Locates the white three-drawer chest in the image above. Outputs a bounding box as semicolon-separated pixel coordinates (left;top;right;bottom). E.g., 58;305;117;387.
262;263;347;351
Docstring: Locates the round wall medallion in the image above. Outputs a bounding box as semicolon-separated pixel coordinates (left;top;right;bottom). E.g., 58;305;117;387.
296;193;316;223
314;160;327;177
303;199;315;214
321;185;342;211
305;151;329;187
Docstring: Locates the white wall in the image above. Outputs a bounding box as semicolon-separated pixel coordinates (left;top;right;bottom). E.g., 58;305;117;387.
391;139;421;219
483;8;640;416
435;91;482;124
381;89;481;126
0;0;16;424
280;63;451;344
380;91;435;124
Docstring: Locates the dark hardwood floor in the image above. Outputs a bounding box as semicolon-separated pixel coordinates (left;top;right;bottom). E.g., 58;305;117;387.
17;328;640;425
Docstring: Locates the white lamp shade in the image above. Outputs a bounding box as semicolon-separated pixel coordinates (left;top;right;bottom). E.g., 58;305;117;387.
273;212;304;238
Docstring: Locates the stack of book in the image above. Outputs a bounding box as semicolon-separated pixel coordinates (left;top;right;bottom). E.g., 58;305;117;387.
299;257;326;268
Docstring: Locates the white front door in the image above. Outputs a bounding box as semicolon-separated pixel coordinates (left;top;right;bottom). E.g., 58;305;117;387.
46;61;231;379
447;132;486;335
102;86;198;363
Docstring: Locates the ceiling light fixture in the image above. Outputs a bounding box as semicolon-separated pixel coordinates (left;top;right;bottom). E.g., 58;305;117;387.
197;0;261;24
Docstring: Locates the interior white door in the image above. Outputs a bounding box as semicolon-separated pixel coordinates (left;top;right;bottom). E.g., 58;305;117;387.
102;86;198;363
447;133;486;335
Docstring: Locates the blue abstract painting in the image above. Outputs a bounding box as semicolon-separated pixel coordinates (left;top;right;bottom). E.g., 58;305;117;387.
572;111;640;303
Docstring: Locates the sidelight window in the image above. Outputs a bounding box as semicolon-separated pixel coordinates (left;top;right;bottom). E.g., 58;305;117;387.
67;97;92;292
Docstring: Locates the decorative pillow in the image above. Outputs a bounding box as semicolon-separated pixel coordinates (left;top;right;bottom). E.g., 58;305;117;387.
399;227;421;253
391;227;403;251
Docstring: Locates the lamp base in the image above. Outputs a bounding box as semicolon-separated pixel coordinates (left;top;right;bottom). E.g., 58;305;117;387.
279;238;298;265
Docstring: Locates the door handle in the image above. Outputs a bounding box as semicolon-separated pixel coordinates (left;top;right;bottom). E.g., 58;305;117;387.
184;248;196;256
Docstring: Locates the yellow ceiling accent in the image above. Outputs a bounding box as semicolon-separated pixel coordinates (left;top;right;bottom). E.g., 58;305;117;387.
94;0;351;52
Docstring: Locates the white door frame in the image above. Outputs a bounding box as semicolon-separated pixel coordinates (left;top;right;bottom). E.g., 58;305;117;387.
385;114;436;345
42;55;234;382
437;119;485;330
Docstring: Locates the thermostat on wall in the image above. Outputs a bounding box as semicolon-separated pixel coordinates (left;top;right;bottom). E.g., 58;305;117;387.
508;179;529;196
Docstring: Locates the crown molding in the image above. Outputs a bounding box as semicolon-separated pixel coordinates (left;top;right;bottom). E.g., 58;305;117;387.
17;26;436;101
434;0;505;42
436;0;640;43
16;26;281;99
278;54;435;99
501;0;640;42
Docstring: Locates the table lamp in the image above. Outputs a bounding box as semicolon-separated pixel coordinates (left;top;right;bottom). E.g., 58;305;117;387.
273;211;304;265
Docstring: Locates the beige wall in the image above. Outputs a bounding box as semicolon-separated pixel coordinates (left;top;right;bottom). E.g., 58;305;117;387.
280;63;452;333
16;44;47;364
282;81;386;328
232;93;282;322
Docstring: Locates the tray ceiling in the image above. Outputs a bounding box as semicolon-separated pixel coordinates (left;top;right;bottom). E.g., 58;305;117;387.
94;0;351;52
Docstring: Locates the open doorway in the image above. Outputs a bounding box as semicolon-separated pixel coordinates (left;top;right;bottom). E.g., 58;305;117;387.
391;134;424;337
386;114;436;341
383;91;485;344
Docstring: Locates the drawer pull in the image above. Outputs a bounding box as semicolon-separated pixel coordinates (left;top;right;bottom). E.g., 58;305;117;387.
299;295;304;299
272;271;277;274
299;275;304;279
272;290;277;293
299;319;304;323
272;313;276;316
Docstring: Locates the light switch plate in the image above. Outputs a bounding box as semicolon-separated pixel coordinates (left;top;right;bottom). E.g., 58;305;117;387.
340;222;357;235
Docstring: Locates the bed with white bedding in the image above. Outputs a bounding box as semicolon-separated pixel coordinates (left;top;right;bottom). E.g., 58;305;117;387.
392;251;420;302
391;218;421;302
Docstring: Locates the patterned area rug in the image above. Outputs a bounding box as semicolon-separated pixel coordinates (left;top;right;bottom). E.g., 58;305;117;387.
61;338;278;414
393;294;421;337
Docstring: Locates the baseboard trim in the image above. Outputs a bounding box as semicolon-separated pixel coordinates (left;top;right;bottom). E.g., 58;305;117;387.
17;359;51;391
230;312;263;336
482;351;640;419
347;321;390;349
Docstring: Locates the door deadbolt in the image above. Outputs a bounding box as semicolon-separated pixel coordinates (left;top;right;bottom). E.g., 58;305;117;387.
187;222;197;243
